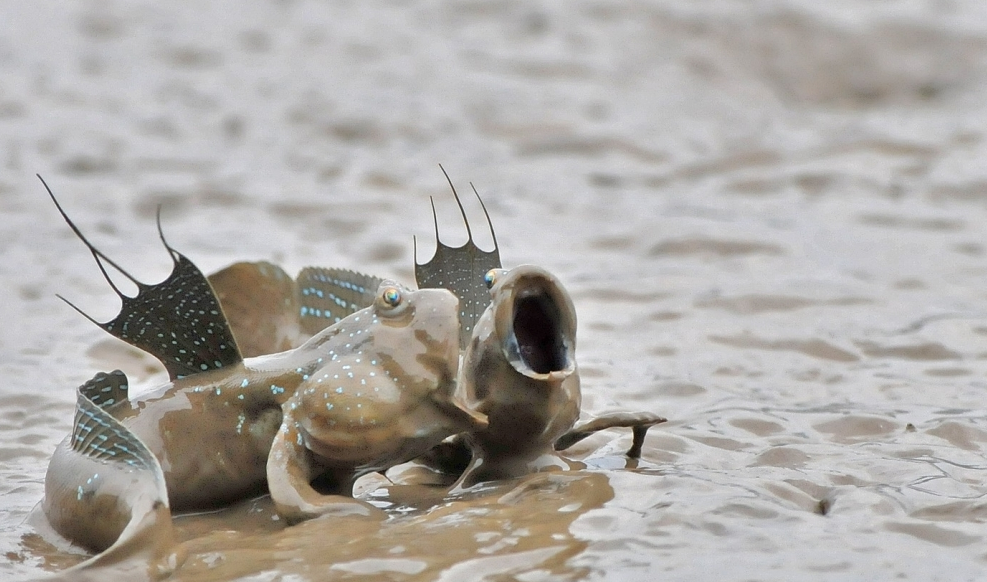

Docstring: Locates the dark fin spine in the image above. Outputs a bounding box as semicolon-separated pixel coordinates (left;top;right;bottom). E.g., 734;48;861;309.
443;165;474;242
41;176;243;380
39;174;143;299
471;182;498;251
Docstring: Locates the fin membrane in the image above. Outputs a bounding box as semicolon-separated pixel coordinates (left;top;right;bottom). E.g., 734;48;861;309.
295;267;382;336
415;167;502;349
79;370;130;410
42;176;242;380
208;263;383;354
72;370;159;472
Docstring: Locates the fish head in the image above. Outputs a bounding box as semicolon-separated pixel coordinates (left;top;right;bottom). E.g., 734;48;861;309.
364;279;463;399
290;280;486;469
459;265;580;457
484;265;577;380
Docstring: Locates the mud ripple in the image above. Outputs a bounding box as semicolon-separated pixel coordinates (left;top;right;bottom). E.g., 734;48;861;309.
710;333;859;362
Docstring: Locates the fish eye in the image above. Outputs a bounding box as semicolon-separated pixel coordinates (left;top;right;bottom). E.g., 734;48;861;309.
484;268;507;290
381;287;401;307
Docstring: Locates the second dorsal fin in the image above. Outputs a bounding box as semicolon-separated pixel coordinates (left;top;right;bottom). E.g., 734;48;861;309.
295;267;382;335
41;176;243;380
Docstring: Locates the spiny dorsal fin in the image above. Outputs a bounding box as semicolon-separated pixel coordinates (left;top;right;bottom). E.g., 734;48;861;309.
41;176;242;380
73;370;159;472
295;267;383;335
414;166;502;349
79;369;129;410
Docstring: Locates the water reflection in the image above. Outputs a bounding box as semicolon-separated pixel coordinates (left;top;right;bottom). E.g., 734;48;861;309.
167;471;614;581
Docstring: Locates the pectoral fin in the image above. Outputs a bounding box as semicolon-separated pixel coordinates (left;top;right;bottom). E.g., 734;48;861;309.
41;176;242;380
554;412;667;458
267;419;383;525
430;394;489;432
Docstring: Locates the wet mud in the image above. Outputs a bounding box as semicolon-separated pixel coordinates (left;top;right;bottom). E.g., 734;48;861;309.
3;1;987;581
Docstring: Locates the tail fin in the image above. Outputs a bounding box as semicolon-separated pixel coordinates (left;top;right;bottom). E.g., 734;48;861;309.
44;371;180;578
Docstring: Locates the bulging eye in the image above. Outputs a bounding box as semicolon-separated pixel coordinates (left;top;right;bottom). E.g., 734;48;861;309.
382;287;401;308
484;268;506;289
373;281;410;317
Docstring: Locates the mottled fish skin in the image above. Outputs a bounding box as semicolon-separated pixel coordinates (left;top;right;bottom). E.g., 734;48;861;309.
203;174;666;485
267;281;487;524
39;182;484;563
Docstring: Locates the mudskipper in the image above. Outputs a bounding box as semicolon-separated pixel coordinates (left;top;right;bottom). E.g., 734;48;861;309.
37;178;485;576
209;170;667;488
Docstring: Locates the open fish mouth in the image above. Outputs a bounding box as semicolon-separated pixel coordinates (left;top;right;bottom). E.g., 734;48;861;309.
498;268;576;378
514;289;565;374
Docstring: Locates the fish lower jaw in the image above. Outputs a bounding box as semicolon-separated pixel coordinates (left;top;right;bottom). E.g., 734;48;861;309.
507;362;576;382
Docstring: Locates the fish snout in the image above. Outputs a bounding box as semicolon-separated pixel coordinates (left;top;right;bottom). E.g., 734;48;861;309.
417;286;461;351
407;287;461;388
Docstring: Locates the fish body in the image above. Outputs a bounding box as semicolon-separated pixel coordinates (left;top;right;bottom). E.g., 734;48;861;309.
452;265;582;487
43;277;479;560
38;179;483;571
208;177;666;488
408;179;665;484
266;282;486;523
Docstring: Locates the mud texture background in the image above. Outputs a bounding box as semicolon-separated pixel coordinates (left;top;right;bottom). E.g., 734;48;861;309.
3;1;987;581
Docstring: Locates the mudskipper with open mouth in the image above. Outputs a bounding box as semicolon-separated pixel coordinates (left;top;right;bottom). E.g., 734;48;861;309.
36;178;485;577
209;171;667;489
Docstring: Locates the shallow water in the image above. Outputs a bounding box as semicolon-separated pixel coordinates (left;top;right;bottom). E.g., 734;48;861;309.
3;1;987;580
